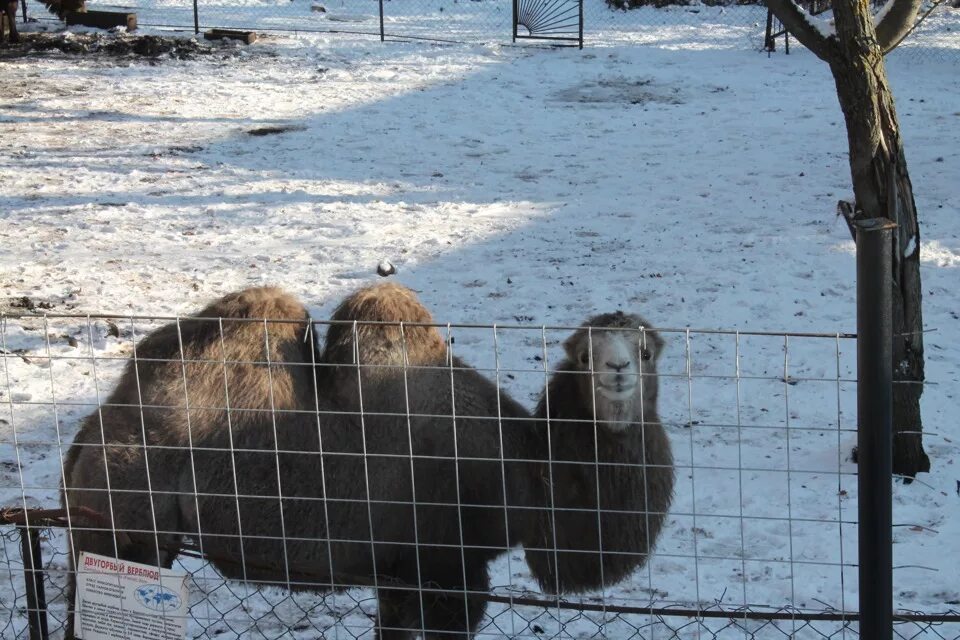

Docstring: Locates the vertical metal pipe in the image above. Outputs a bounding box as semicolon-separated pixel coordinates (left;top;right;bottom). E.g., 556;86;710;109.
193;0;199;34
764;9;775;52
379;0;385;42
577;0;583;50
512;0;518;43
20;0;27;23
855;217;895;640
20;525;49;640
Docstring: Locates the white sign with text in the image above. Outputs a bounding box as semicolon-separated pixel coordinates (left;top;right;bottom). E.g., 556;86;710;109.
74;551;190;640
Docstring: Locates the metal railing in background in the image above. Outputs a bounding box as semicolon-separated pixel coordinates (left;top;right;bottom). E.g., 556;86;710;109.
16;0;960;59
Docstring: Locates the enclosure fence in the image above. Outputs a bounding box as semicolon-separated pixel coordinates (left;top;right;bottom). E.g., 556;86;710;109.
17;0;960;61
2;523;960;639
1;224;958;639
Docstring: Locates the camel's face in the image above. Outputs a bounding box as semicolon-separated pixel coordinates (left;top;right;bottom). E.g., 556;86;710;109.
586;332;640;401
568;325;661;432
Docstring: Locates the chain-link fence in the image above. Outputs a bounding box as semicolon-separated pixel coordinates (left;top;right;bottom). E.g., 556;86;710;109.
16;0;960;59
3;523;960;638
0;273;957;638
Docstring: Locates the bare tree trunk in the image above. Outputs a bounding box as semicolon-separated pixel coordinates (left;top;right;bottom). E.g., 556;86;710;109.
828;0;930;479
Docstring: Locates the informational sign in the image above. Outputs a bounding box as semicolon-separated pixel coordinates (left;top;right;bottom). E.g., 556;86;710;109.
74;551;190;640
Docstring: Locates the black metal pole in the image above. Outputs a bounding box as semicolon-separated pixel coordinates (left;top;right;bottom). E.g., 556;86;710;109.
577;0;583;49
379;0;384;42
512;0;518;43
20;0;27;23
20;525;50;640
193;0;199;35
764;9;775;52
855;217;895;640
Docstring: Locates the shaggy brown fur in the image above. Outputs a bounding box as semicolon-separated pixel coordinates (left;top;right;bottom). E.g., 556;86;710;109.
62;284;538;640
319;282;449;409
61;287;673;640
525;311;674;593
322;282;447;369
62;287;316;637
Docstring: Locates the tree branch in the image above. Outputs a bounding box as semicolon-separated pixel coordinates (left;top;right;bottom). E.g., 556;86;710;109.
765;0;835;61
875;0;925;52
881;0;946;52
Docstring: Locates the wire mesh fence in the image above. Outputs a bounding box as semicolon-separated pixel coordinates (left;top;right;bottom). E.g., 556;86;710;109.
2;526;959;640
17;0;960;59
4;522;958;640
0;288;957;638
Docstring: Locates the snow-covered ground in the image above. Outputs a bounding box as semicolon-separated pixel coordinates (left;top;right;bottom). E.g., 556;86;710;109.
2;6;959;638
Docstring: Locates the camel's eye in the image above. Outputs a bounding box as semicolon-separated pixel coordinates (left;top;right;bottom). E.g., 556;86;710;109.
640;349;652;361
578;350;590;366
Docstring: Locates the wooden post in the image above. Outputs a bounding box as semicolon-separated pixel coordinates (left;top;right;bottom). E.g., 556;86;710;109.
65;10;137;30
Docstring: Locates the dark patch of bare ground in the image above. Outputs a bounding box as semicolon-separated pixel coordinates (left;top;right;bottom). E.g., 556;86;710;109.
0;31;263;62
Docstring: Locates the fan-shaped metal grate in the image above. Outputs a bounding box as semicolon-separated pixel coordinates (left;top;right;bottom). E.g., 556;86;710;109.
512;0;583;48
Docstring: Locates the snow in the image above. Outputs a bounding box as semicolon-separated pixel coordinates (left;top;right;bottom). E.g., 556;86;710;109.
905;234;917;258
2;5;960;638
921;239;960;267
875;0;900;26
791;1;837;40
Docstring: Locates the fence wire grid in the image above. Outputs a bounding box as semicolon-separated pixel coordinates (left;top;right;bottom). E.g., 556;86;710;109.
0;310;956;639
16;0;960;61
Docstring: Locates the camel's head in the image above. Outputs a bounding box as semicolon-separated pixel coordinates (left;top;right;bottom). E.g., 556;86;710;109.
563;311;664;431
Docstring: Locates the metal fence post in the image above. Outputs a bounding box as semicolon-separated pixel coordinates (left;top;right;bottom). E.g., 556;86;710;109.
855;217;896;640
379;0;384;42
19;524;50;640
577;0;583;49
193;0;199;35
764;9;775;52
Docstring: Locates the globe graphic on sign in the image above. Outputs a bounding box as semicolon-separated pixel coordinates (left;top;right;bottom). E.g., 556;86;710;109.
135;585;182;612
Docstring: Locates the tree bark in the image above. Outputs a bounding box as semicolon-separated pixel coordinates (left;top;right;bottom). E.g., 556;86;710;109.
827;0;930;479
875;0;925;53
764;0;930;478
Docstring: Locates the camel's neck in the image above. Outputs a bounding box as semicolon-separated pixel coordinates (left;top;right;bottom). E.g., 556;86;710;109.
600;396;660;429
594;397;636;432
541;370;656;454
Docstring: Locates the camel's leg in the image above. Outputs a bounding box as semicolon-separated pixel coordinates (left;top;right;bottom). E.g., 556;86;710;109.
376;587;419;640
419;587;487;640
417;551;490;640
376;570;489;640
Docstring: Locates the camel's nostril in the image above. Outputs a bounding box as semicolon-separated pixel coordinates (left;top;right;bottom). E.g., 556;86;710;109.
607;361;630;372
